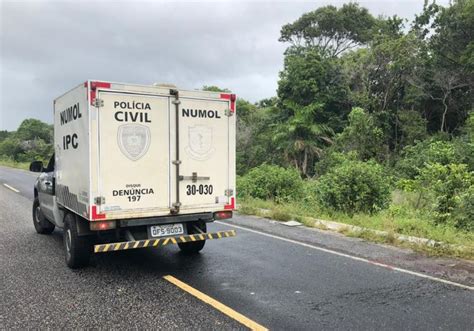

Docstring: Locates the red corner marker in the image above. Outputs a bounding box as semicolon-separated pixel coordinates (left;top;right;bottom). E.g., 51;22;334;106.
88;81;111;106
91;205;106;220
220;93;236;113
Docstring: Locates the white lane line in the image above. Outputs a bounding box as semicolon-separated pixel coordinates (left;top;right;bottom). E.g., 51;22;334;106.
3;183;20;193
216;221;473;291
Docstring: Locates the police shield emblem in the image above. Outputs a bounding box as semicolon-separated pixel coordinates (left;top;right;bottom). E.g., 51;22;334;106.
185;125;215;160
117;124;151;161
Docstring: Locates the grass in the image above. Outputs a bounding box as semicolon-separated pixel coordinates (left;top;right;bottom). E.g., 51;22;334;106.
238;196;474;260
0;158;30;170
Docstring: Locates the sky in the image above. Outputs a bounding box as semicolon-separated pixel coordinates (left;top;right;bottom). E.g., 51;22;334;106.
0;0;449;130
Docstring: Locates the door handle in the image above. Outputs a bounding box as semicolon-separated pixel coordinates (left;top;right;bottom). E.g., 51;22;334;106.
179;172;210;183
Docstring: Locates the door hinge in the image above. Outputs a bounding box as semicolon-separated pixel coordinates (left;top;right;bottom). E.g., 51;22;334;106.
225;189;234;197
94;196;105;205
225;109;234;117
93;98;104;108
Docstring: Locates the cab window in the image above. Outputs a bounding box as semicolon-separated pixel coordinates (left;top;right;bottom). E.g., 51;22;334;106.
45;154;55;172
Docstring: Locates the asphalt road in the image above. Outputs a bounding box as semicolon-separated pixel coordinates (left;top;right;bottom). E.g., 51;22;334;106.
1;165;473;330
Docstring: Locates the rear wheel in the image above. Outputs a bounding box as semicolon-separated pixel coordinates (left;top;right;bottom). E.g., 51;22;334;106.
63;213;91;269
32;197;55;234
178;221;206;254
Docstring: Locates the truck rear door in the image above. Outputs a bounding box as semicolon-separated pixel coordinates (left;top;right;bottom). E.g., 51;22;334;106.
177;96;231;210
97;91;170;215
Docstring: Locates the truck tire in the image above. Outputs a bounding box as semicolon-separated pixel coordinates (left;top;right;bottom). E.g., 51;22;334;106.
32;197;55;234
178;221;206;254
63;213;91;269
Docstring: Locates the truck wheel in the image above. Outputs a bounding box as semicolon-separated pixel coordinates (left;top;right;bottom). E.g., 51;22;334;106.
63;213;91;269
178;222;206;254
32;197;55;234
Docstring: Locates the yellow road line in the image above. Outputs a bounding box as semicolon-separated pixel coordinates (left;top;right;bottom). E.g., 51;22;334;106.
163;275;267;331
3;183;19;193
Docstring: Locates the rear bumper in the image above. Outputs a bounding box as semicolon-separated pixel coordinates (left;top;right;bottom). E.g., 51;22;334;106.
118;212;214;228
94;229;236;253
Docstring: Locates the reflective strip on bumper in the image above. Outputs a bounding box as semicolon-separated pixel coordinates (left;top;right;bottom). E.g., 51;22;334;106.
94;230;236;253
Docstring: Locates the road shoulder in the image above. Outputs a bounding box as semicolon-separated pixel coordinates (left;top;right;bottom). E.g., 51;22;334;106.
225;214;474;287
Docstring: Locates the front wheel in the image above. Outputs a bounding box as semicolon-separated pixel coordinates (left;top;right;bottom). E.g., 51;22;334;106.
32;197;55;234
178;221;206;254
63;213;91;269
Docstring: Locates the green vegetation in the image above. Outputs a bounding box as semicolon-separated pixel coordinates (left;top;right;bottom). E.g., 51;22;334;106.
314;159;391;215
0;119;53;169
0;158;30;170
237;164;303;202
238;196;474;259
234;1;474;258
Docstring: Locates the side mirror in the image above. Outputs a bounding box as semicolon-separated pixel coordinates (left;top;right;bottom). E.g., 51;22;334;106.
29;161;44;172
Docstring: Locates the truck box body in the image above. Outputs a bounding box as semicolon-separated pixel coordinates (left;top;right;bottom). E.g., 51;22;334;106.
54;81;236;221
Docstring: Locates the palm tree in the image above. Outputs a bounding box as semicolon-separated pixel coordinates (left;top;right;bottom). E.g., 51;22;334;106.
273;101;333;177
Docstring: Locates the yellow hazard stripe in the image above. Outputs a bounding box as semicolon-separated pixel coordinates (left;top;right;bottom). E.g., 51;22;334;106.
94;230;236;253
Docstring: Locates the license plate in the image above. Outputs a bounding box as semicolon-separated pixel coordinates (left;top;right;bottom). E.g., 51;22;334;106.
149;223;184;238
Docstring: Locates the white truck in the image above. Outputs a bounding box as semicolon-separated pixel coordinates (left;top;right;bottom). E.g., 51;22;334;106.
29;80;237;268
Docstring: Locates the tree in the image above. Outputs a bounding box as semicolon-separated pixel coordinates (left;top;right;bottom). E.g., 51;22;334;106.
0;130;10;141
273;102;333;177
411;0;473;132
236;105;282;175
201;85;231;93
397;109;428;148
335;107;387;162
279;3;377;57
277;46;350;132
409;69;470;132
0;119;53;162
15;119;53;143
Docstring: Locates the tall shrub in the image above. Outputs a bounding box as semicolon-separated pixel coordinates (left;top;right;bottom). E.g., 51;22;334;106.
237;164;303;202
315;160;390;214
